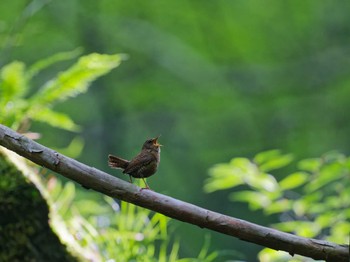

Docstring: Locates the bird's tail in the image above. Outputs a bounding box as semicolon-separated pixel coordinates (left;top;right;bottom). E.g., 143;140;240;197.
108;154;129;169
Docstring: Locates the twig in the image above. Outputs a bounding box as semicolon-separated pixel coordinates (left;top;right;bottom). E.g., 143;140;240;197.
0;124;348;261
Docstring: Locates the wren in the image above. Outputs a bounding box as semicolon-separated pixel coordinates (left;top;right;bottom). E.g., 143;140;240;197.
108;136;161;189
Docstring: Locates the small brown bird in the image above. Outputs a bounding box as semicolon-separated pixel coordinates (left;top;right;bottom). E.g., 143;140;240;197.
108;136;161;189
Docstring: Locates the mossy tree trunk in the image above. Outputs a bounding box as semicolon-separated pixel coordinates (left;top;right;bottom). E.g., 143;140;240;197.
0;150;77;262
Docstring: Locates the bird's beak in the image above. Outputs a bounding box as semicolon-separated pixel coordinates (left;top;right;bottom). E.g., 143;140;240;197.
153;135;162;147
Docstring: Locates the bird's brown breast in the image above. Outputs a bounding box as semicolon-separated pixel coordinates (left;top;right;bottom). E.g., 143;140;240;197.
123;149;160;178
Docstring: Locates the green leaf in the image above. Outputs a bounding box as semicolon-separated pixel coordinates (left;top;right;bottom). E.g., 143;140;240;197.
292;199;309;217
204;163;244;193
306;162;345;192
328;221;350;243
55;182;75;217
230;191;271;210
292;192;323;216
198;235;211;260
254;149;281;164
279;172;308;190
315;212;338;228
298;158;321;172
26;48;83;79
259;247;294;262
75;199;110;216
295;222;321;238
273;221;321;237
254;150;293;172
230;158;258;178
272;220;300;232
265;199;291;214
204;157;281;193
168;240;180;262
247;172;279;192
31;53;123;105
0;98;28;129
30;107;80;131
0;61;28;103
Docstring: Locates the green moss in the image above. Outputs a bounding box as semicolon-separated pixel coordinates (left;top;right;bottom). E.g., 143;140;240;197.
0;151;77;262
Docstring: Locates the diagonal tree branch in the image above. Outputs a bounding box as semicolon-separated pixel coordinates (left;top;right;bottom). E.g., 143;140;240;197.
0;124;348;261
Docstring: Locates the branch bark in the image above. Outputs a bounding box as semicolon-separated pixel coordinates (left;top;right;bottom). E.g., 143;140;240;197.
0;124;348;261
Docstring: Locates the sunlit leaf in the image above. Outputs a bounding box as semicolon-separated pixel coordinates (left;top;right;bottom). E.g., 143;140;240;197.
149;212;168;238
328;221;350;243
30;107;80;131
159;238;170;262
0;61;27;103
229;158;261;187
31;53;123;105
73;215;99;237
254;150;293;172
324;196;345;209
55;182;75;217
247;172;279;192
27;48;83;79
75;199;110;216
197;234;210;260
296;222;321;238
230;191;271;209
0;99;28;129
272;221;300;232
307;202;328;214
168;240;180;262
274;221;321;237
205;157;281;193
298;158;321;172
265;199;291;214
259;247;301;262
204;163;244;193
315;212;338;228
305;162;345;192
292;199;308;217
230;157;254;170
279;172;308;190
254;150;281;165
205;251;219;262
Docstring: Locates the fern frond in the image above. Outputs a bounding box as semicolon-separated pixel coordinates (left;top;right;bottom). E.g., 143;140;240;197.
26;48;83;79
30;53;123;106
0;61;28;104
30;107;80;132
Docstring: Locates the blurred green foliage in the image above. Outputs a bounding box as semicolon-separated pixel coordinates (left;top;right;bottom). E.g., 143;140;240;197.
205;150;350;261
49;178;218;261
1;1;350;260
0;50;122;132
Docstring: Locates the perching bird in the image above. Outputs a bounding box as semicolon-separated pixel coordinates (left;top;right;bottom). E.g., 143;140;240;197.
108;136;161;189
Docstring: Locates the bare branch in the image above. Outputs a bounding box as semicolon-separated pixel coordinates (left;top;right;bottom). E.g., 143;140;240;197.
0;124;348;261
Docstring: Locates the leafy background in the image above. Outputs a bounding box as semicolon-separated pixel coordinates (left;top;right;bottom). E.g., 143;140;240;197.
1;1;350;261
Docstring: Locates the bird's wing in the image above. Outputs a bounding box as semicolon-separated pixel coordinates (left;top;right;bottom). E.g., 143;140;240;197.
123;153;155;175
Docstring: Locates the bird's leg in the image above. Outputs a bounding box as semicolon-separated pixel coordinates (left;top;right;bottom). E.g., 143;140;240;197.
141;177;150;189
129;175;133;183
